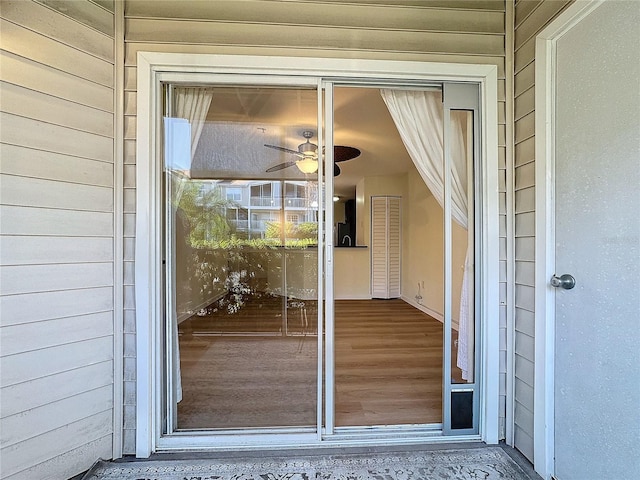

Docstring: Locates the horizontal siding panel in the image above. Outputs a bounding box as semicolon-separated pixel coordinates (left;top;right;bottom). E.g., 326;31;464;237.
514;61;535;97
0;287;113;328
0;113;113;163
515;0;572;49
0;81;114;137
514;376;534;413
514;136;534;167
1;312;112;356
123;115;136;139
0;206;113;237
126;0;505;34
0;0;114;61
515;162;535;190
515;331;535;365
93;0;115;13
515;237;535;262
0;336;112;388
0;19;113;88
280;0;506;9
1;175;113;212
515;260;535;286
0;51;113;112
124;65;136;91
35;0;114;36
0;236;113;266
126;19;504;56
124;91;136;115
0;409;112;478
1;263;113;296
514;86;534;120
515;306;535;337
515;0;543;28
515;284;535;312
5;434;112;480
1;384;113;448
0;361;113;418
514;35;535;73
515;211;535;237
514;424;534;462
0;144;113;186
515;186;535;213
514;110;534;143
124;43;506;78
515;354;535;391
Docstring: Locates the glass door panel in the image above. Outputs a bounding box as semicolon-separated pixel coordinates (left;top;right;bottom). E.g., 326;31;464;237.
163;85;320;431
443;83;480;435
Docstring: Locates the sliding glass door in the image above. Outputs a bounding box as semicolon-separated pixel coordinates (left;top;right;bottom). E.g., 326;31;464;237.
163;83;322;433
160;76;481;441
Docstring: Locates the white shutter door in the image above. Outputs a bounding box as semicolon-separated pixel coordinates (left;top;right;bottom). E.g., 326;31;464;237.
370;196;401;299
387;197;401;298
371;197;388;298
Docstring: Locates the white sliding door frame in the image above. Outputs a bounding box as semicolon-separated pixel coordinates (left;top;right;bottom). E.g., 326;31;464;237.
136;52;500;456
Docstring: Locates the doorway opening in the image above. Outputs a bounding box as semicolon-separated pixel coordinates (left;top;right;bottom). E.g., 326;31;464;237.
134;53;500;456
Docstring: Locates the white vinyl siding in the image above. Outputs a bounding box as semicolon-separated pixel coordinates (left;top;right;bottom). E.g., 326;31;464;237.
512;0;574;462
123;0;508;452
371;197;401;299
0;1;116;479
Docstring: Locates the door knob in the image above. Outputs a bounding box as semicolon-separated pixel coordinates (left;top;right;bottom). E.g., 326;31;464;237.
551;274;576;290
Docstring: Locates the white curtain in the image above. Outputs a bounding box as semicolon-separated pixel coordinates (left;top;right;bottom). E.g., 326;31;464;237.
380;89;474;380
170;87;213;403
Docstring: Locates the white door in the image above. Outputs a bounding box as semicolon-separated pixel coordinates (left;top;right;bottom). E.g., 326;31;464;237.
550;2;640;478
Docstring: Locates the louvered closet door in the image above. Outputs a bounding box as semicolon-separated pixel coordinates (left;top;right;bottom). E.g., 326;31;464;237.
371;196;401;299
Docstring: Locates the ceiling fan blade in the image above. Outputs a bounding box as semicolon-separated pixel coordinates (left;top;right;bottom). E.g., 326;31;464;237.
334;146;361;162
264;144;304;158
266;161;297;173
321;145;361;162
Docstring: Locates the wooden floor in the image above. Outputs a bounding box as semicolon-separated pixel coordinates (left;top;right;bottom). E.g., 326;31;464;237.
177;297;455;430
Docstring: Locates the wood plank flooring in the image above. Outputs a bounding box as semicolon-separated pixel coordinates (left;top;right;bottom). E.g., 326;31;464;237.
177;298;452;430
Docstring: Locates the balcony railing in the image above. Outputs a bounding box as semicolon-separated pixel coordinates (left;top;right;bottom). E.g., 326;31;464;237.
250;196;307;208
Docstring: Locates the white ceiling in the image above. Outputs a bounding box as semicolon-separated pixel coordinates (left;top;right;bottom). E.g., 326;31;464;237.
194;86;415;198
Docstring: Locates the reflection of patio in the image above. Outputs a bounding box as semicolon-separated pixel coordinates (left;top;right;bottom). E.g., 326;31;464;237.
179;292;318;337
177;299;447;430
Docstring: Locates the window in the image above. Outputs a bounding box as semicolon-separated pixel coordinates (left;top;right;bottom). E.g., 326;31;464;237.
226;188;242;201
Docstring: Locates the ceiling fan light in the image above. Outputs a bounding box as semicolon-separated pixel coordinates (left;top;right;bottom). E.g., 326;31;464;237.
296;157;318;174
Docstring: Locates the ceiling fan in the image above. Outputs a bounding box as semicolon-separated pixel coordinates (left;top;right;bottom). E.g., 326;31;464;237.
264;130;360;176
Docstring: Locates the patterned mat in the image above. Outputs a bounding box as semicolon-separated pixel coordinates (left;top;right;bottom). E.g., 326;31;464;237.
84;447;533;480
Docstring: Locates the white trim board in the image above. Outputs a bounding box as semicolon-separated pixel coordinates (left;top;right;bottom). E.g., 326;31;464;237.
135;53;500;456
533;1;605;479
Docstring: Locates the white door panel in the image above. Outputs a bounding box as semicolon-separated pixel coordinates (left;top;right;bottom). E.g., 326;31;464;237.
553;2;640;478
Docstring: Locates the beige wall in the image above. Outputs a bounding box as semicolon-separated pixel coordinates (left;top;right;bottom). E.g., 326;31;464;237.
402;169;467;327
123;0;508;452
334;248;370;299
0;0;116;478
512;0;574;462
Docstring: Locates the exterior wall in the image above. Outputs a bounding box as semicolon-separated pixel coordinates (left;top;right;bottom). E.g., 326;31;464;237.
0;0;117;478
123;0;508;453
512;0;574;462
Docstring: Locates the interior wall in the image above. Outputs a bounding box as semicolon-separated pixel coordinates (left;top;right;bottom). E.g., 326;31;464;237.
402;168;467;327
0;0;116;478
512;0;574;462
123;0;509;452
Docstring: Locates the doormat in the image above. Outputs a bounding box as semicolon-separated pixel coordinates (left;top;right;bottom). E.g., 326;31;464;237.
83;447;534;480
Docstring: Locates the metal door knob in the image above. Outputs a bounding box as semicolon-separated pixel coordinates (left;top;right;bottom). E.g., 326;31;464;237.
551;274;576;290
